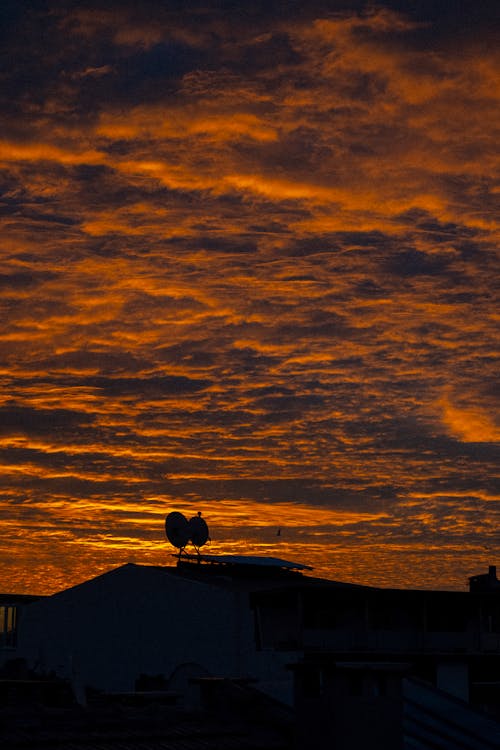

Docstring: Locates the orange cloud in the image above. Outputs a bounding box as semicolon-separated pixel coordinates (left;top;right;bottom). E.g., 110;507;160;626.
438;394;500;443
0;2;497;595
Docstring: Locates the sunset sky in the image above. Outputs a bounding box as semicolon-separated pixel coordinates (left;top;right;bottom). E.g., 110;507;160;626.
1;0;499;594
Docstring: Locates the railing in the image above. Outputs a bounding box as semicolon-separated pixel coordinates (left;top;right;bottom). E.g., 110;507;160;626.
303;627;412;651
302;628;485;654
480;633;500;652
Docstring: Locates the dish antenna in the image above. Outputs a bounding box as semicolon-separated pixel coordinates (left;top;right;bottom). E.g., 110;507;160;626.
165;511;190;550
189;512;209;548
165;510;210;556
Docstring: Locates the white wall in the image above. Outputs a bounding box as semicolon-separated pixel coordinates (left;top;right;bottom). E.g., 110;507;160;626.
16;564;255;694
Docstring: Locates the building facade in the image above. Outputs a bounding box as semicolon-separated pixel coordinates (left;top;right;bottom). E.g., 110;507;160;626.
3;557;500;747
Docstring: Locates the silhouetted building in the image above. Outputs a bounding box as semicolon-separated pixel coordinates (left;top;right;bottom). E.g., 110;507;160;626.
2;560;500;748
3;557;311;705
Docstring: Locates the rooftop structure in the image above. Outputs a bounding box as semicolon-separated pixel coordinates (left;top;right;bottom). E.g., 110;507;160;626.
470;564;500;593
1;554;499;749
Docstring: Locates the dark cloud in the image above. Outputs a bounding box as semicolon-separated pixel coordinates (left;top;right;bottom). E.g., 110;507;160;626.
78;44;209;108
235;32;303;74
86;375;212;396
0;271;58;289
0;406;95;436
197;236;259;254
385;248;451;277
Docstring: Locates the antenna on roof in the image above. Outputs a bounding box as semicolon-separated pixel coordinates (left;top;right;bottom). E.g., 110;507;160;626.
189;511;209;550
165;510;210;559
165;511;190;556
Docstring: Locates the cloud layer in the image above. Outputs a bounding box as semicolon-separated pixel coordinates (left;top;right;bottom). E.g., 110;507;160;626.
1;1;498;593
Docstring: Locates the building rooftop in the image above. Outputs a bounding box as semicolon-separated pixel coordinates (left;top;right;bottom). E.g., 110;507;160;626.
176;552;313;571
0;700;290;750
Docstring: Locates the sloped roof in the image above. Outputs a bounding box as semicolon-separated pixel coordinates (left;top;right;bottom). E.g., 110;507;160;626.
0;704;289;750
1;674;292;750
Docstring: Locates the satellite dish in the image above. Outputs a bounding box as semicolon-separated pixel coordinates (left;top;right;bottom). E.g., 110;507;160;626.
188;512;209;548
165;511;190;549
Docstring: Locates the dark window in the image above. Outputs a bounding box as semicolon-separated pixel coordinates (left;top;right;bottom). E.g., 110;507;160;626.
369;593;421;631
482;601;500;633
375;674;387;697
301;666;323;698
303;591;364;630
303;598;338;629
256;591;301;649
346;672;363;696
426;597;469;632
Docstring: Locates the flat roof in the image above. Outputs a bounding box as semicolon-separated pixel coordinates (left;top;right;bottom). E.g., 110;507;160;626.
175;552;313;571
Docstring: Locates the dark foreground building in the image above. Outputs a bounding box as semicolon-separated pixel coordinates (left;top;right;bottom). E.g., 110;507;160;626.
2;556;500;748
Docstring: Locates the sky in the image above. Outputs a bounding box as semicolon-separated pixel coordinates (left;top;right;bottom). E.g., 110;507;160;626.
1;0;499;594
